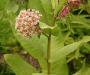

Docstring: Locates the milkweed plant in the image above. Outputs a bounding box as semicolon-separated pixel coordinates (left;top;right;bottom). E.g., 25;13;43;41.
4;0;90;75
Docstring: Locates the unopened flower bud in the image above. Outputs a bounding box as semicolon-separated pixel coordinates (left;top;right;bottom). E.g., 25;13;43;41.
59;5;70;18
68;0;81;9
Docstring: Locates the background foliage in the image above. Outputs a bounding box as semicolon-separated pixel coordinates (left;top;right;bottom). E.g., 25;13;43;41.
0;0;90;75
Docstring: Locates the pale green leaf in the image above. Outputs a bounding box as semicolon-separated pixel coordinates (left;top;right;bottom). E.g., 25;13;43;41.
51;31;71;55
71;21;90;28
51;0;55;9
5;0;19;13
51;57;68;75
75;48;80;59
71;15;90;28
56;60;68;75
38;59;47;71
39;22;61;35
65;37;75;45
40;0;53;14
50;32;70;75
82;36;90;43
40;34;48;53
33;73;55;75
55;0;58;8
0;11;3;19
73;67;90;75
67;53;84;63
49;36;90;63
4;54;37;75
84;43;90;51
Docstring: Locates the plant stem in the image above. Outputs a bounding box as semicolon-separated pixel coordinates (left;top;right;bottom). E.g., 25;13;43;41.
47;34;51;75
25;0;29;10
42;33;49;38
51;15;57;27
47;15;57;75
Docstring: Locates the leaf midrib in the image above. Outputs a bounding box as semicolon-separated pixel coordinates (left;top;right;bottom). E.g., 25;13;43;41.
7;57;32;75
30;39;46;58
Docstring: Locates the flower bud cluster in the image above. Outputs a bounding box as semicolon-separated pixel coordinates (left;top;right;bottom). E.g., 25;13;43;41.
58;0;81;18
58;5;70;18
68;0;81;9
15;9;42;40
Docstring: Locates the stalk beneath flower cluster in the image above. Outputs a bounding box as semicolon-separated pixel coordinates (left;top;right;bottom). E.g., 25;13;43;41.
47;15;57;75
47;33;51;75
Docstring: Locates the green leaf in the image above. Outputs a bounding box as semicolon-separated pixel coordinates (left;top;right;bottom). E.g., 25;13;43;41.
71;21;90;28
0;19;17;46
29;0;53;26
39;21;50;28
71;15;90;29
82;36;90;43
50;32;70;75
40;0;53;14
54;0;66;15
38;59;47;71
49;36;90;63
84;43;90;51
39;34;48;71
40;34;48;53
65;37;75;44
75;48;80;59
82;58;86;68
56;60;68;75
0;11;3;19
39;22;61;35
32;73;55;75
67;52;84;63
51;26;61;36
51;31;71;55
0;0;8;10
51;0;55;9
4;54;37;75
51;57;68;75
73;67;90;75
55;0;58;8
88;0;90;6
5;0;19;13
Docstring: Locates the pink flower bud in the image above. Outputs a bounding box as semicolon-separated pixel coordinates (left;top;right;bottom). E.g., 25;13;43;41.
68;0;81;9
59;5;70;18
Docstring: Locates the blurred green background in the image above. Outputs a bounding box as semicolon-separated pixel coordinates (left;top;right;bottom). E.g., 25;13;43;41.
0;0;90;75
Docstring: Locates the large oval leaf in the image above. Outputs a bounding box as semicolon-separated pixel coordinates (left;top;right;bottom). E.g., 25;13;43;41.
4;54;37;75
